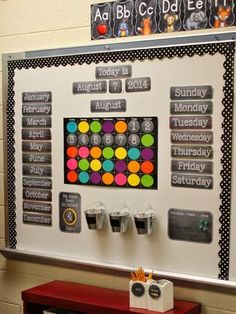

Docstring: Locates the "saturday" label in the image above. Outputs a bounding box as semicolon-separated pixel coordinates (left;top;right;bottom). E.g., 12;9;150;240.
171;174;213;189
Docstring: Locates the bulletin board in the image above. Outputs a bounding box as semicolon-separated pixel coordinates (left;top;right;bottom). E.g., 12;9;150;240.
2;38;236;287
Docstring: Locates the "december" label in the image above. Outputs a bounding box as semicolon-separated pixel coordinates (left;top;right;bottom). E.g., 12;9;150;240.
23;213;52;226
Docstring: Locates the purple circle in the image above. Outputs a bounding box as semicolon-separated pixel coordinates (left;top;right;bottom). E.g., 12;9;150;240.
90;172;101;184
103;121;114;133
115;160;127;172
141;148;154;160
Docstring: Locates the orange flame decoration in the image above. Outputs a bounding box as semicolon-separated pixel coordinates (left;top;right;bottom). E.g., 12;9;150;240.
130;267;153;282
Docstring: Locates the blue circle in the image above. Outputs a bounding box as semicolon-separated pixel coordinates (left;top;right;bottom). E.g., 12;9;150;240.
103;160;114;172
128;148;140;160
79;172;89;184
67;121;77;133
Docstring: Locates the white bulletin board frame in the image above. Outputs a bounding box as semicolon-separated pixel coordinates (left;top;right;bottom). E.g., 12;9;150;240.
1;32;236;288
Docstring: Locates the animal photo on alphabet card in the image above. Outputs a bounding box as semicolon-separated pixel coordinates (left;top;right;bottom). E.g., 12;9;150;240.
113;0;134;38
209;0;235;28
183;0;208;30
135;0;158;35
91;3;112;40
158;0;182;33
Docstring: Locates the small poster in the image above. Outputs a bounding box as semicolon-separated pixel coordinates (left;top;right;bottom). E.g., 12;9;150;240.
183;0;208;30
209;0;235;28
135;0;158;35
113;0;134;38
158;0;182;33
91;3;112;40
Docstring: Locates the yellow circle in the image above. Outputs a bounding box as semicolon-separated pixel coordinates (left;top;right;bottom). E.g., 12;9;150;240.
128;174;140;187
78;121;89;133
90;159;102;172
115;147;127;160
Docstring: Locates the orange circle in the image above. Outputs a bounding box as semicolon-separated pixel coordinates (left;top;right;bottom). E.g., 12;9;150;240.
128;161;140;173
115;120;128;133
141;161;154;174
67;171;78;183
90;147;102;159
102;173;114;185
67;146;78;158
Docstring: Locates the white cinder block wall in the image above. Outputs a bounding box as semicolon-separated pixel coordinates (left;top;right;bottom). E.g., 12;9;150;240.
0;1;236;313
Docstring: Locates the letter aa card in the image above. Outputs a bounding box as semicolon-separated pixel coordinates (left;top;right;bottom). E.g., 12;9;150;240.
209;0;235;28
158;0;182;33
91;3;112;39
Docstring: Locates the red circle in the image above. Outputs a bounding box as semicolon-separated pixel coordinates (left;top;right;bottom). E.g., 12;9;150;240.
141;161;154;174
67;146;78;158
67;171;78;183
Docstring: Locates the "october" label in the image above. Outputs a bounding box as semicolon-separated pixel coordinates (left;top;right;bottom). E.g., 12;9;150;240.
22;189;52;201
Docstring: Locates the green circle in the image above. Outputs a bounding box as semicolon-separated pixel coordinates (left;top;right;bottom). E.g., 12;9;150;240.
141;134;154;147
141;175;154;188
79;159;89;171
90;121;102;133
103;147;114;159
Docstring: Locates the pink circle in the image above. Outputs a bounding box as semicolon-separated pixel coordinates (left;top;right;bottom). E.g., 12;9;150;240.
67;158;78;170
115;173;127;186
78;147;89;158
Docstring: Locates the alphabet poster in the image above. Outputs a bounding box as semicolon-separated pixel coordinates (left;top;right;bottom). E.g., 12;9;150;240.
3;40;236;286
91;0;236;39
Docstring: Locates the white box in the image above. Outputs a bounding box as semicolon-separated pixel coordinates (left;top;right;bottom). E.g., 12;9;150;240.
129;280;147;309
147;279;174;312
